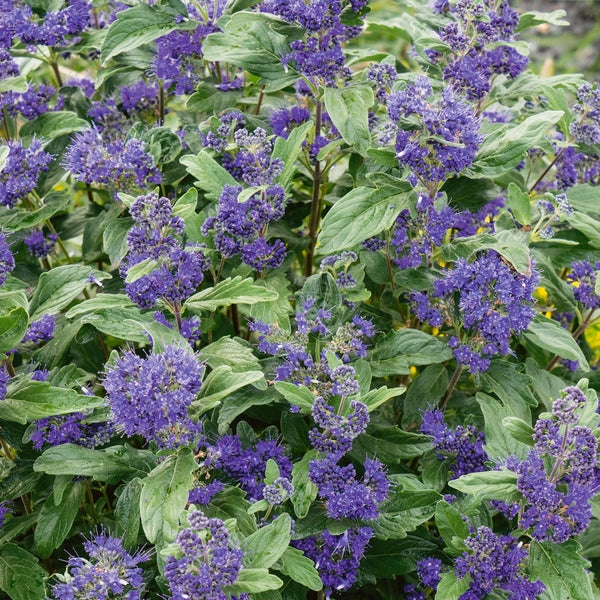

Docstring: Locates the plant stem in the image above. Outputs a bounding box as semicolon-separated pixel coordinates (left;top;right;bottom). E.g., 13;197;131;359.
384;234;408;325
231;303;240;337
255;85;266;115
85;480;98;523
158;81;165;125
304;100;323;278
50;61;63;87
439;364;463;412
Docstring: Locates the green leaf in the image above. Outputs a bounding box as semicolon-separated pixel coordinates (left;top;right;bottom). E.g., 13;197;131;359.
516;9;569;32
276;547;322;591
503;416;535;447
101;4;184;63
435;501;469;554
115;477;143;550
140;448;197;544
317;184;413;254
567;212;600;248
291;451;318;519
103;217;132;266
202;336;261;373
0;544;47;600
435;572;471;600
225;569;283;594
35;480;84;558
191;366;264;418
402;364;448;428
0;307;28;354
323;85;374;156
350;427;432;463
275;382;315;414
34;444;156;484
371;488;440;539
20;111;88;143
124;258;159;284
201;12;303;81
466;111;564;179
185;276;279;312
218;387;277;435
0;75;28;94
272;121;313;189
0;192;70;232
173;188;198;221
249;274;293;331
29;265;111;320
529;540;592;600
506;182;531;225
524;315;590;371
243;514;291;569
180;151;237;201
369;329;453;377
65;294;135;318
1;381;102;424
449;469;519;501
361;385;405;412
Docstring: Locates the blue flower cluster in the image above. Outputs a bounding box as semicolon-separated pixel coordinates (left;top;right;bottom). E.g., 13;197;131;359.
24;230;58;259
420;409;488;478
49;529;151;600
204;434;293;502
384;75;482;183
164;510;247;600
0;229;15;286
0;139;52;208
31;412;113;450
261;0;369;86
201;119;288;271
102;344;204;449
63;128;161;192
263;476;294;505
123;191;211;310
413;250;539;373
567;260;600;310
430;0;529;103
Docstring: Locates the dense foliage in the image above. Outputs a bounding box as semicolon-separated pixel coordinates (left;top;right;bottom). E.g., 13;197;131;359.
1;0;600;599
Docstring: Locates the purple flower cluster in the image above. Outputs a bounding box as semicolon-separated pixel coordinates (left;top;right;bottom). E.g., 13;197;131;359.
390;193;454;268
385;75;482;183
204;434;292;502
123;192;211;310
0;83;57;121
412;250;539;373
270;106;311;139
0;230;15;286
200;120;289;271
454;527;544;600
498;386;598;543
164;510;246;600
570;83;600;145
0;366;8;402
24;230;58;259
63;128;161;192
431;0;528;102
1;0;91;50
49;529;151;600
262;0;369;85
0;139;52;208
294;528;374;596
202;185;287;271
252;300;375;398
319;251;358;289
367;62;398;103
22;314;55;344
420;409;487;478
102;344;204;449
152;1;228;95
263;476;294;505
567;260;600;310
31;412;113;450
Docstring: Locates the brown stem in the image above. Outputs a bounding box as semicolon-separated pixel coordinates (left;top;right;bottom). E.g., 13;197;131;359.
174;302;183;333
231;303;240;337
255;85;266;115
304;100;323;278
439;364;463;412
50;61;63;87
384;236;408;325
1;109;10;140
158;81;165;125
3;357;15;377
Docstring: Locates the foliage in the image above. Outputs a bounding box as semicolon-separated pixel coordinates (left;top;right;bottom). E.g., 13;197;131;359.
0;0;600;599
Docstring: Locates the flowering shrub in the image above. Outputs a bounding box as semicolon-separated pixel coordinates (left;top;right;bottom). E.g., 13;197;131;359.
1;0;600;599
